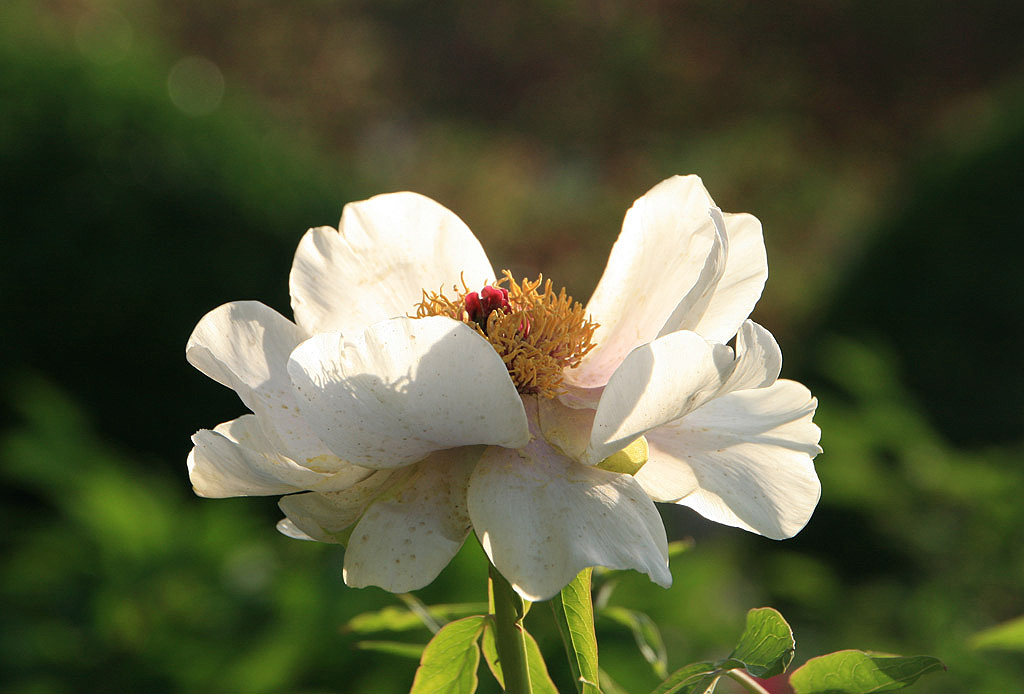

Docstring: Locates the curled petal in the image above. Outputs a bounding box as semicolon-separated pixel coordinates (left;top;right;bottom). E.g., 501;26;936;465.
342;448;480;593
289;192;495;336
637;380;822;539
468;426;670;601
186;300;334;464
188;415;372;498
566;176;722;388
586;331;734;464
279;470;402;543
288;316;530;468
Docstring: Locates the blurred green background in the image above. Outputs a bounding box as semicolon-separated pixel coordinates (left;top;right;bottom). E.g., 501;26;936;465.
2;1;1023;692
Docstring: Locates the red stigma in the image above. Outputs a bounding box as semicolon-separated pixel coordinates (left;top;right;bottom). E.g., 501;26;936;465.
465;285;511;326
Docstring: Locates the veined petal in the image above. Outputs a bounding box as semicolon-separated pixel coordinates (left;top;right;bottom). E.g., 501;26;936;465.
279;470;402;543
288;316;530;468
186;301;334;464
565;176;721;388
469;407;670;601
289;192;496;336
721;320;782;393
585;331;735;465
636;380;822;539
343;448;480;593
676;209;767;344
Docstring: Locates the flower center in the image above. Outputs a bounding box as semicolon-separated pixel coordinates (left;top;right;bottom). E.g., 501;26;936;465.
414;271;598;398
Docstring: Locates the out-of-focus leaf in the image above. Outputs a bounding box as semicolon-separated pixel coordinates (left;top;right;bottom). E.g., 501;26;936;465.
354;640;425;659
969;615;1024;651
789;650;945;693
345;603;488;634
649;662;720;694
723;607;795;678
601;606;668;678
552;568;600;694
481;621;559;694
409;615;486;694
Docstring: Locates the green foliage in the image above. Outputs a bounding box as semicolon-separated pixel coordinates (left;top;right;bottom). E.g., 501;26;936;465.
551;569;601;694
409;616;487;694
968;616;1024;652
789;651;945;694
724;608;795;679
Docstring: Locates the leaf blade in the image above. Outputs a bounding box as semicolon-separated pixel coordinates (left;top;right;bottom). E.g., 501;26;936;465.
649;662;720;694
789;650;945;694
725;607;796;678
409;615;487;694
551;568;601;694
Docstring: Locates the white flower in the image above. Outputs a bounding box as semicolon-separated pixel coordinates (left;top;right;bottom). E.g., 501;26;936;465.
186;175;822;601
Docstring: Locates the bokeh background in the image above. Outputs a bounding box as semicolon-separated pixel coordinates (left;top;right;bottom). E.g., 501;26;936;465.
2;1;1023;692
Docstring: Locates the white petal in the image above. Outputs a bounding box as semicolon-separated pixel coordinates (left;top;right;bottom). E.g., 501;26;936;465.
680;209;768;344
188;416;373;498
537;395;595;460
636;380;822;539
720;320;782;393
288;316;529;468
586;331;735;464
276;518;316;541
289;192;496;336
278;470;403;543
586;322;784;464
186;301;334;464
343;448;479;592
468;412;670;601
565;176;722;388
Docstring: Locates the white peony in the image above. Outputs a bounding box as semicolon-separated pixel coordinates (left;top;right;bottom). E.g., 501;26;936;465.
186;175;821;601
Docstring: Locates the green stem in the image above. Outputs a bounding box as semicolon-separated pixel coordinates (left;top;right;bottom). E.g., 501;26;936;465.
727;669;773;694
489;563;532;694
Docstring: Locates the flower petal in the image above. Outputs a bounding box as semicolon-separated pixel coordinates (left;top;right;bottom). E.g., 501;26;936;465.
186;301;336;464
565;176;722;388
289;192;496;336
585;322;783;465
278;470;402;543
636;380;821;539
188;416;373;498
585;331;735;464
342;448;479;593
468;410;670;601
288;316;530;468
675;208;767;344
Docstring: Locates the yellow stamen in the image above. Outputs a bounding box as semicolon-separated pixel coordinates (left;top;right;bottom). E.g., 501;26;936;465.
414;271;598;398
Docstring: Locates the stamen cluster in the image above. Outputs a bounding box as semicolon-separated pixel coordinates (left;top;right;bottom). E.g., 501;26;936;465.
415;271;598;398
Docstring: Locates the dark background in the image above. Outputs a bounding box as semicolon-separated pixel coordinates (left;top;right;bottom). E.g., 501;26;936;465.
2;1;1022;692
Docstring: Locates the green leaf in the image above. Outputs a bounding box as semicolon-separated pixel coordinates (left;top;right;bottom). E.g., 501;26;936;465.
409;615;487;694
600;606;668;678
649;662;721;694
345;603;489;634
789;650;945;693
969;615;1024;651
724;607;795;678
481;621;559;694
354;640;425;659
552;568;601;694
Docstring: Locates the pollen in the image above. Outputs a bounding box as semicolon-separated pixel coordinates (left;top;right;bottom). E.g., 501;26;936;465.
414;271;598;398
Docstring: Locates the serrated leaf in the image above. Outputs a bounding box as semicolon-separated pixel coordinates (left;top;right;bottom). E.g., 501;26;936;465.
354;640;425;659
345;603;489;634
650;662;720;694
969;615;1024;651
789;650;945;694
601;606;668;678
409;615;486;694
724;607;795;678
552;568;601;694
481;621;559;694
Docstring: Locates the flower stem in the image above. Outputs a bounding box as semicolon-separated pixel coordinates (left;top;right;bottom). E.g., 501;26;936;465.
489;563;532;694
727;669;773;694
